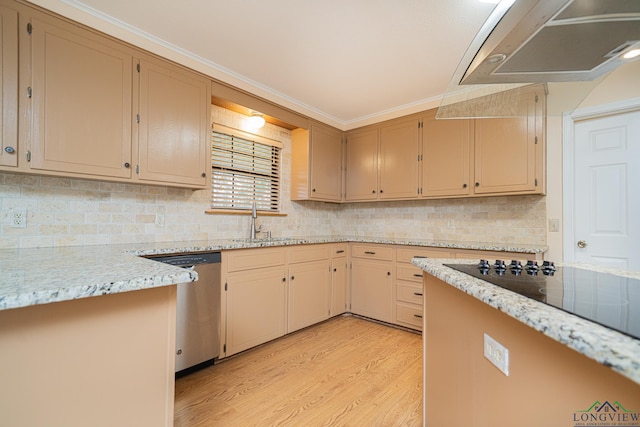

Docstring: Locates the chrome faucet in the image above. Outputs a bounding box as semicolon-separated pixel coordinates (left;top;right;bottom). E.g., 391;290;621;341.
250;202;261;240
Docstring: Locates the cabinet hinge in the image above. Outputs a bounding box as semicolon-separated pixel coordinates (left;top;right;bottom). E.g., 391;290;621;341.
535;136;538;144
26;87;32;99
26;23;32;35
224;282;228;291
26;150;31;162
535;94;539;103
418;121;422;129
418;187;422;195
136;63;140;73
535;178;538;187
136;114;140;123
135;164;139;174
223;343;226;353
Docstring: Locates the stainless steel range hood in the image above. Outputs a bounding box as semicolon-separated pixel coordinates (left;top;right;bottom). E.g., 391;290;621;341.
438;0;640;118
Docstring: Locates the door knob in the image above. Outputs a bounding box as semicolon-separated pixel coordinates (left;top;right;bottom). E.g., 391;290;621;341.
577;240;587;248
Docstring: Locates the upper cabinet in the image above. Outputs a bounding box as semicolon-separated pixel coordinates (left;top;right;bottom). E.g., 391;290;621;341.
345;117;420;202
0;3;19;168
473;85;544;195
421;110;472;198
0;0;211;189
378;117;420;200
291;122;343;202
137;56;210;187
344;127;378;201
29;13;134;179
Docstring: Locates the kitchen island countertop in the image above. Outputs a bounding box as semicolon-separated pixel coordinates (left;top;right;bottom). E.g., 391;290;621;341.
0;236;547;312
412;257;640;386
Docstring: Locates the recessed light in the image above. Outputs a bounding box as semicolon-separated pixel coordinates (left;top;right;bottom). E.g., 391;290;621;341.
486;53;507;64
623;49;640;60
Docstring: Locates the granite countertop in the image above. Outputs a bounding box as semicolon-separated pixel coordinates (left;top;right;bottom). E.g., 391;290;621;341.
0;236;547;312
412;257;640;386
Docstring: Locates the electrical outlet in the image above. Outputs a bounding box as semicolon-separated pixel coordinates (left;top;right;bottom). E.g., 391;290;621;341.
548;218;560;232
10;209;27;228
484;333;509;376
155;214;165;227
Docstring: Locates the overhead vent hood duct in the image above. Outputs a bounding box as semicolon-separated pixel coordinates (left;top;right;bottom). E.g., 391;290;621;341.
438;0;640;119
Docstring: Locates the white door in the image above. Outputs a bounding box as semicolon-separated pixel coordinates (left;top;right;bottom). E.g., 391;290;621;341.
570;109;640;271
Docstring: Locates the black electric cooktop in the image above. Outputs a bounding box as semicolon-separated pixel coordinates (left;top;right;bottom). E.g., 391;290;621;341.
445;261;640;340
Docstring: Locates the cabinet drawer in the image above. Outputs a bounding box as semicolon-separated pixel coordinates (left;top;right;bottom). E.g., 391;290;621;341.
331;243;347;258
225;247;286;272
396;247;452;263
396;302;423;330
396;264;425;283
397;282;424;305
351;244;393;261
288;244;331;264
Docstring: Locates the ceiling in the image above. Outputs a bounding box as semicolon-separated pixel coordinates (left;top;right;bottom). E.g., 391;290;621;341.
36;0;499;129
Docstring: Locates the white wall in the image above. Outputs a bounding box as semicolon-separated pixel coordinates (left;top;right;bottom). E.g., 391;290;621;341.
545;60;640;261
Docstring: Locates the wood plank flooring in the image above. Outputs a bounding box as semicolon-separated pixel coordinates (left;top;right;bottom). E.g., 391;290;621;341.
174;315;423;426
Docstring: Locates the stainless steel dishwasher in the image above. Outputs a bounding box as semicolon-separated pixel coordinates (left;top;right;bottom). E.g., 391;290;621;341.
147;252;221;376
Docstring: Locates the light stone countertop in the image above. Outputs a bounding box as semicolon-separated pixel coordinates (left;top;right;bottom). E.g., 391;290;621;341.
412;257;640;386
0;236;547;312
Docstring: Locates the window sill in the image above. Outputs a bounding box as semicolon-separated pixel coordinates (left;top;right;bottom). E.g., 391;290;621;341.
204;209;288;217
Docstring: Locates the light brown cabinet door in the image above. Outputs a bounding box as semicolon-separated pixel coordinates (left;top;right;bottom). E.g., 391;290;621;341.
421;111;473;197
330;258;347;316
288;260;331;333
350;259;393;323
225;265;287;356
29;15;133;178
379;118;420;199
0;4;18;168
309;123;342;201
345;128;378;201
137;57;210;187
474;89;540;194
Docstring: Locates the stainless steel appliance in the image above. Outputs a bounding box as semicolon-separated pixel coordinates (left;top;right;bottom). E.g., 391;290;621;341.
445;260;640;340
148;252;221;375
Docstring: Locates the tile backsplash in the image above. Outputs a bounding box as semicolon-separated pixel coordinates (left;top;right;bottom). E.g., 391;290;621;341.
0;107;546;249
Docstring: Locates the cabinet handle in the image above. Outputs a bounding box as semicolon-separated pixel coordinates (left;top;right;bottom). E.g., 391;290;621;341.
413;292;423;296
201;172;206;178
124;162;130;168
463;183;468;188
4;146;15;154
413;314;423;319
475;182;480;187
413;273;423;278
364;251;376;255
282;277;286;282
336;250;345;254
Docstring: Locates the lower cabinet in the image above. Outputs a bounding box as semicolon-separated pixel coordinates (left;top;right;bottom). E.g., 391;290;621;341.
350;247;394;323
288;260;331;333
225;265;287;357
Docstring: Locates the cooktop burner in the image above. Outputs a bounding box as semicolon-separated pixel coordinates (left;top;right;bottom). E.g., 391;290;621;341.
444;260;640;340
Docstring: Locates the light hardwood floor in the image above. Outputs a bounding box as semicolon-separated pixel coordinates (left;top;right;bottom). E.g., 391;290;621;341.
174;315;423;426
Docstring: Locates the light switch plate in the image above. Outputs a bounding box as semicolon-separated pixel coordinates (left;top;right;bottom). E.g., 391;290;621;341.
484;333;509;376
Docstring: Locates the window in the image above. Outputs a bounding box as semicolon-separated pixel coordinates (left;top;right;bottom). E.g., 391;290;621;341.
211;125;282;212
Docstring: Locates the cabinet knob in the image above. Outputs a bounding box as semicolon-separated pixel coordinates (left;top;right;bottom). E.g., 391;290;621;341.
475;182;480;187
4;146;15;154
176;349;183;355
379;189;384;193
333;268;337;272
372;190;376;194
312;188;316;192
291;276;295;280
201;172;206;178
282;277;286;282
463;183;467;188
387;272;391;276
124;162;130;168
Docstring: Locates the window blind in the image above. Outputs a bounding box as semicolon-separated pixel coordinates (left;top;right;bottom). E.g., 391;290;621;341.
211;130;281;212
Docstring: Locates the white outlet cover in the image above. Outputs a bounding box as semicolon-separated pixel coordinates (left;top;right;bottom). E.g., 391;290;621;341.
484;333;509;376
11;209;27;228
